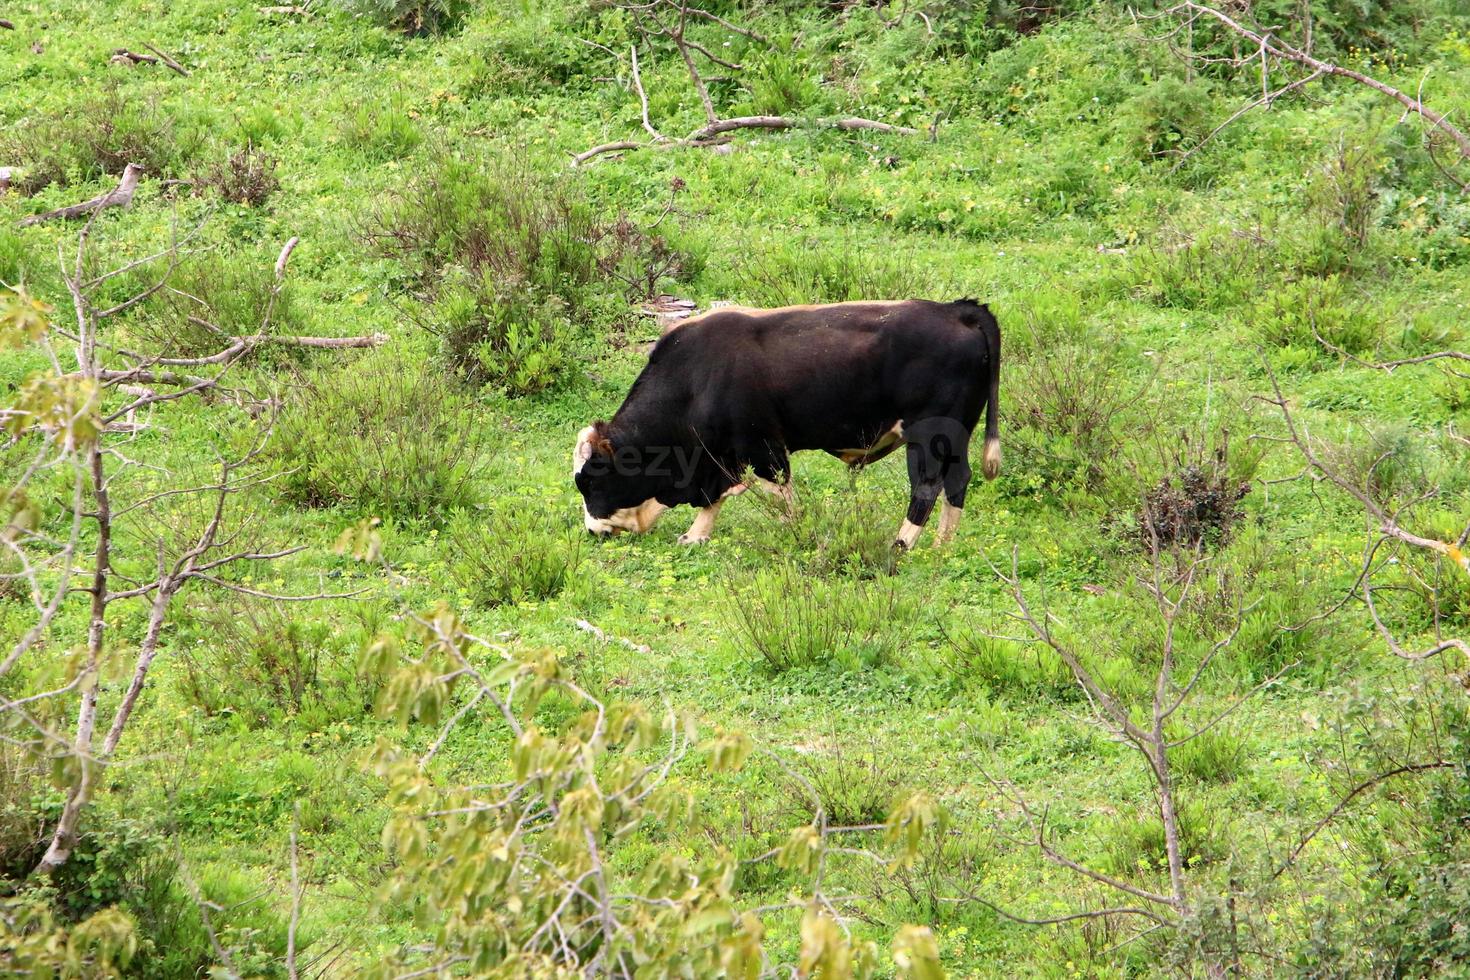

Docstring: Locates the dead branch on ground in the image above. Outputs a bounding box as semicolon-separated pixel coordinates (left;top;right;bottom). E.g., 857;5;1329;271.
574;0;918;165
142;41;189;76
17;163;143;227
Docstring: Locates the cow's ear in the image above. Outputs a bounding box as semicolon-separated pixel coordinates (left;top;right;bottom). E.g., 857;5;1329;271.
591;420;614;456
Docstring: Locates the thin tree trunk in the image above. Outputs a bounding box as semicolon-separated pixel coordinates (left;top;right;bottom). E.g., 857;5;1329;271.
34;445;110;875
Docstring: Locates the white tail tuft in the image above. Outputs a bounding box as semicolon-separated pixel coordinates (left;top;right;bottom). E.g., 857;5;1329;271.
982;437;1001;480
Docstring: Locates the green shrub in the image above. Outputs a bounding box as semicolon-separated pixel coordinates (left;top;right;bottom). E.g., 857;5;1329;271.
365;149;681;392
745;483;899;579
131;248;305;358
1251;275;1380;355
721;563;908;673
781;741;908;827
1118;76;1214;162
1130;222;1273;312
174;599;363;727
0;746;50;880
270;352;495;519
940;630;1076;699
1093;797;1228;879
1006;337;1146;498
1170;729;1248;785
428;273;575;395
0;84;204;194
448;509;584;607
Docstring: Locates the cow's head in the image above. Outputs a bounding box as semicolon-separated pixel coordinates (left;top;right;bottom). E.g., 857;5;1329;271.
573;422;669;536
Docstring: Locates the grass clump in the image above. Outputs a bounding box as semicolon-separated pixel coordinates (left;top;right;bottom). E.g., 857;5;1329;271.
129;248;305;358
735;241;933;307
271;352;494;519
722;563;908;673
448;509;583;607
174;599;362;728
746;484;900;579
782;740;909;827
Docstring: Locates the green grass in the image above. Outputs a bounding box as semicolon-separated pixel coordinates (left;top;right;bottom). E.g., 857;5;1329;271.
3;0;1470;974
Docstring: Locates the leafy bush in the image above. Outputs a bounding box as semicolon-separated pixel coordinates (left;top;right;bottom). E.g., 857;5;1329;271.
1169;729;1248;785
1006;331;1149;499
1093;798;1228;879
448;509;584;607
782;741;909;827
1251;274;1380;354
192;141;279;206
365;149;682;393
721;563;908;673
427;272;575;395
270;352;495;519
1118;76;1214;162
1130;222;1274;312
939;631;1075;700
336;0;470;35
0;84;204;194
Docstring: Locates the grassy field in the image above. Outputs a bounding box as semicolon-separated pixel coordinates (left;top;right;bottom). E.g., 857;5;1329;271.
3;0;1470;975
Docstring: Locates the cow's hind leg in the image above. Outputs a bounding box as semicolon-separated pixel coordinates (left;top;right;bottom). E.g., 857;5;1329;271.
896;441;945;549
936;447;973;545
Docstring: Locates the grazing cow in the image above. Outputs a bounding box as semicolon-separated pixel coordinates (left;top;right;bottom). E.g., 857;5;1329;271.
573;299;1000;548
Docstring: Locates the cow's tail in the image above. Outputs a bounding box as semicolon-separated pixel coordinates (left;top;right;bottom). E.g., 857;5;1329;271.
954;299;1001;479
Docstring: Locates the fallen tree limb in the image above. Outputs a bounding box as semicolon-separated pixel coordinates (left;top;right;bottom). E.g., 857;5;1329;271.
578;0;918;165
111;48;159;67
142;41;189;76
18;164;142;227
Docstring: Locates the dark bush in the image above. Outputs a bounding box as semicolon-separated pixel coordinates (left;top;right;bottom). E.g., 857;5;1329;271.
193;141;280;207
1136;435;1250;552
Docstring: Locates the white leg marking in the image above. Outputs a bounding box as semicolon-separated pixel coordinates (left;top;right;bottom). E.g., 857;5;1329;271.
678;500;723;544
895;519;923;550
937;499;962;544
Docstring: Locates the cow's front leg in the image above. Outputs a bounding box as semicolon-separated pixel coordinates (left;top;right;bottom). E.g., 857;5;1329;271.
896;441;944;549
678;483;747;544
678;499;725;544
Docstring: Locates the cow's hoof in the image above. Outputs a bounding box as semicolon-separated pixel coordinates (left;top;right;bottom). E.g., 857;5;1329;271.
677;533;710;546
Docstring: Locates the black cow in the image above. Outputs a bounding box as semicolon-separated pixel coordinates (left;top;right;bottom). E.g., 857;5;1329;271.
573;299;1000;548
